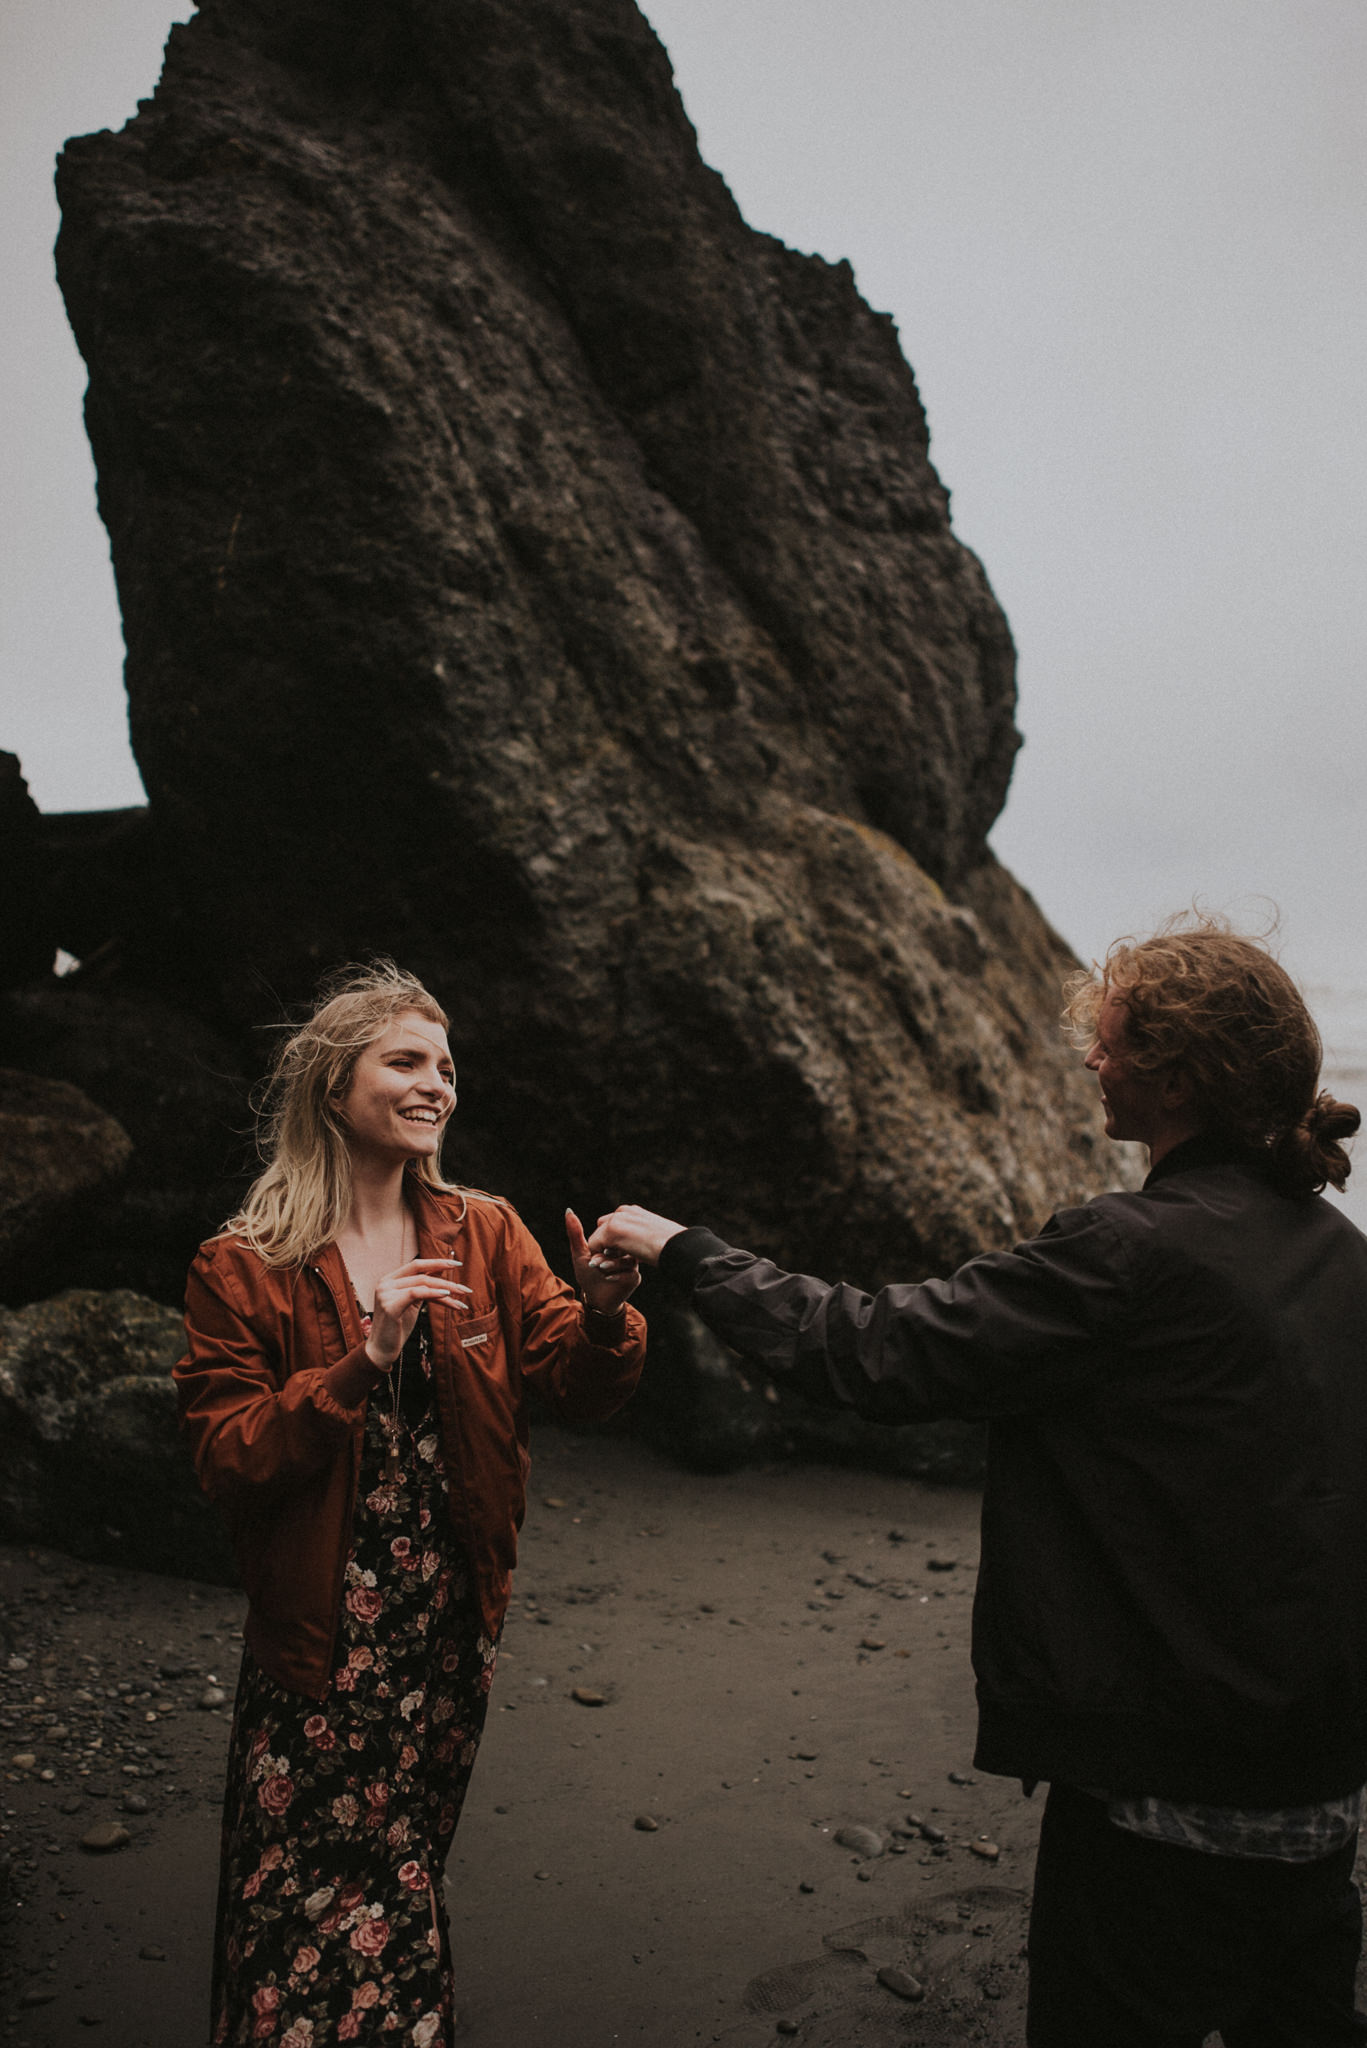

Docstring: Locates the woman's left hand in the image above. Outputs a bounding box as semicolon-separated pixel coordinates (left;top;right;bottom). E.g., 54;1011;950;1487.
565;1209;640;1317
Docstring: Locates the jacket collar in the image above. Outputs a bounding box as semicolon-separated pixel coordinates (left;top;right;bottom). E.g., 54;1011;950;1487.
1143;1129;1263;1189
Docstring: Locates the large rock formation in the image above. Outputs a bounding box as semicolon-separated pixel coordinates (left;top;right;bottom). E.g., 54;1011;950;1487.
49;0;1122;1302
0;1289;232;1580
0;1071;133;1304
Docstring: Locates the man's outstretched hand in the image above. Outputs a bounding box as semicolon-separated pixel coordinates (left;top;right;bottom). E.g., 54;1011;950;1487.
586;1205;688;1269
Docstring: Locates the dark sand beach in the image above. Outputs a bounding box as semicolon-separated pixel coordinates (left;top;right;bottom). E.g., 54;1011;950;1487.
5;1427;1362;2046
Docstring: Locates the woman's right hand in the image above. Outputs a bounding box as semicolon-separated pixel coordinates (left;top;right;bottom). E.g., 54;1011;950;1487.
365;1258;471;1370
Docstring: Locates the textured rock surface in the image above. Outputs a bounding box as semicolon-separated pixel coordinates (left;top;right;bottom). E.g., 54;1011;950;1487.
0;984;250;1302
0;1289;232;1580
52;0;1127;1299
0;1071;133;1305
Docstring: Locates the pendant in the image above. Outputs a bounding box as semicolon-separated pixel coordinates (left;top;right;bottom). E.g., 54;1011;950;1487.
380;1414;403;1480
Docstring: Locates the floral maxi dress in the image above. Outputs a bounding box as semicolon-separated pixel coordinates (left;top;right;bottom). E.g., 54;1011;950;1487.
212;1313;496;2047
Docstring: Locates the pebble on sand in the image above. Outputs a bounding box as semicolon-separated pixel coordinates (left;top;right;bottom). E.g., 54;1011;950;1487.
970;1839;1001;1861
633;1814;659;1831
834;1824;884;1858
79;1821;131;1854
876;1965;925;2001
571;1687;606;1707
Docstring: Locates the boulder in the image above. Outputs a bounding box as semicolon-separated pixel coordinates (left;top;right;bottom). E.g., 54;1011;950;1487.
52;0;1125;1299
0;1071;133;1305
0;983;251;1303
0;1288;233;1582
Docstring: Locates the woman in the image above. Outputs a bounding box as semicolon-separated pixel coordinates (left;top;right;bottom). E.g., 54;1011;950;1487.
175;961;644;2047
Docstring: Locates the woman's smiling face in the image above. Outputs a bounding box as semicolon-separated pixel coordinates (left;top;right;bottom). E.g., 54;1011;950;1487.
335;1010;456;1164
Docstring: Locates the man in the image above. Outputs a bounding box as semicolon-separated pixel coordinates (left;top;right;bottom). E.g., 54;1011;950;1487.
589;918;1367;2046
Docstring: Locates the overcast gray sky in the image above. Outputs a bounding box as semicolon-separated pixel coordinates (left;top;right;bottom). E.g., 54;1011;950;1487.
3;0;1365;992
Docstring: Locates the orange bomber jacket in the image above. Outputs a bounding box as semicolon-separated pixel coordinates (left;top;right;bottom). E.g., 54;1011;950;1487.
174;1179;645;1699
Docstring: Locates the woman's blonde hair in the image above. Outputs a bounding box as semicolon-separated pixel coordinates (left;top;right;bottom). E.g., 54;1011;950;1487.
1063;913;1358;1195
225;959;461;1266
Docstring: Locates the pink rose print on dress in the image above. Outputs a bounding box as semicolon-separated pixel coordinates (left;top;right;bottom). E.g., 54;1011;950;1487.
257;1772;295;1818
349;1912;390;1957
330;1793;359;1827
391;1536;420;1572
347;1584;383;1625
250;1984;280;2040
291;1945;321;1977
397;1859;428;1891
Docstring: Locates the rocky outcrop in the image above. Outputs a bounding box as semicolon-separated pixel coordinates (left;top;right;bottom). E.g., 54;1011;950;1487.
48;0;1123;1300
0;1072;133;1305
0;755;54;989
0;1289;232;1581
0;984;250;1303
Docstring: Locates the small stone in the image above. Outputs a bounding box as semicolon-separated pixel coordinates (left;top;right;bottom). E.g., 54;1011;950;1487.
834;1825;884;1858
856;1867;873;1881
138;1943;166;1961
9;1751;37;1770
798;1880;815;1894
948;1770;976;1785
122;1794;150;1815
60;1796;84;1815
534;1868;551;1880
791;1749;819;1761
39;1768;56;1782
927;1557;957;1573
876;1966;925;2002
776;2024;801;2038
633;1814;659;1832
79;1821;131;1853
919;1822;946;1843
158;1660;189;1680
969;1839;1001;1861
571;1688;605;1707
7;1655;29;1672
198;1688;226;1710
543;1497;566;1509
859;1638;885;1652
19;1986;58;2008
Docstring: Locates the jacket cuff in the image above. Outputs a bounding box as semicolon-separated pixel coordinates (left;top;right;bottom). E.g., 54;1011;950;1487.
322;1343;385;1415
659;1226;736;1292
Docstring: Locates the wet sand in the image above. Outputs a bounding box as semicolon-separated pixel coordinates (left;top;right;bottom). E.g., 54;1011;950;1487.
5;1426;1354;2046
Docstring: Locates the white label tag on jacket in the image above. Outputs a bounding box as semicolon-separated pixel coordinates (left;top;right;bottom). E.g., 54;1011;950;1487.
460;1332;490;1349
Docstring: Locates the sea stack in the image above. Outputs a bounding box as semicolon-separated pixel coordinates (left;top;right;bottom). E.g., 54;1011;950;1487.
53;0;1120;1285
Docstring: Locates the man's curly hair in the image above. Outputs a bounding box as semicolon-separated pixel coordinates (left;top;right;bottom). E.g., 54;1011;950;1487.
1063;913;1358;1195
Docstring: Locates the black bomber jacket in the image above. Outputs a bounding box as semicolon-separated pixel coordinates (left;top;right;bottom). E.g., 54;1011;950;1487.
659;1136;1367;1805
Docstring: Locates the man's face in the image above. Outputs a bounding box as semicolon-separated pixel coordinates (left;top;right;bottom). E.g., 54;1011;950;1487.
1083;989;1177;1149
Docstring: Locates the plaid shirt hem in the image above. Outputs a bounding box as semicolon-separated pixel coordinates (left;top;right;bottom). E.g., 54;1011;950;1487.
1103;1786;1366;1862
